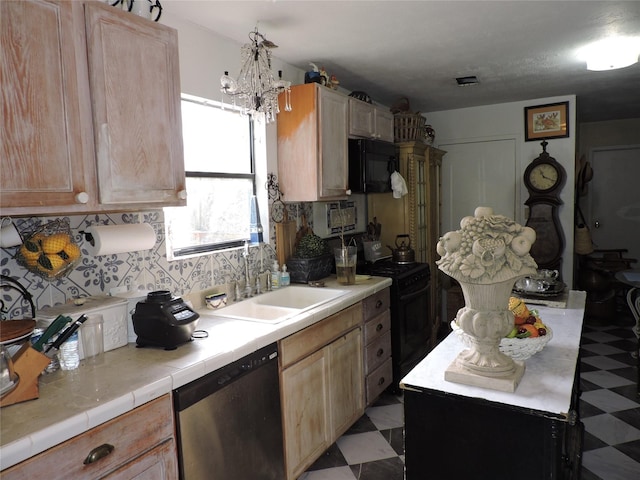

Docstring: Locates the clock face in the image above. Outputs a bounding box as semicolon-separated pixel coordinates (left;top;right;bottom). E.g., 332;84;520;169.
528;163;559;191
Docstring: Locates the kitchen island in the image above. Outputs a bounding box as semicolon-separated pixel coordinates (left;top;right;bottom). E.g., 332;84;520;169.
401;290;586;479
0;276;391;472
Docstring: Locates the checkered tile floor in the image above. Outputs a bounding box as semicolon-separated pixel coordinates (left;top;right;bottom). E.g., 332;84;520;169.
300;319;640;480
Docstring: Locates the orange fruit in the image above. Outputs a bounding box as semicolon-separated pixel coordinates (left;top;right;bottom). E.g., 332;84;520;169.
520;324;539;338
60;243;81;263
19;244;41;266
514;314;528;325
37;253;66;273
41;233;71;254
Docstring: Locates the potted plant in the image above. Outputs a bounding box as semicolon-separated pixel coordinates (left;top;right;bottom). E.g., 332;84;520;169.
287;233;333;284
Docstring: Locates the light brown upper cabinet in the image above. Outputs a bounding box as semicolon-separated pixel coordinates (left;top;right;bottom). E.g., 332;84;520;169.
277;83;349;201
1;0;96;213
348;98;394;143
1;1;186;216
84;2;185;207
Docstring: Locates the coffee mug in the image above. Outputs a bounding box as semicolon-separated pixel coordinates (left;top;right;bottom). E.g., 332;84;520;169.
0;218;22;248
128;0;162;22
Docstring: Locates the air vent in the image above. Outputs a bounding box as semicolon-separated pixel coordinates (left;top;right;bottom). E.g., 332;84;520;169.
456;76;479;86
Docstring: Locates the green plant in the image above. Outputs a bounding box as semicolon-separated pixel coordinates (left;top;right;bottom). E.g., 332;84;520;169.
294;234;329;258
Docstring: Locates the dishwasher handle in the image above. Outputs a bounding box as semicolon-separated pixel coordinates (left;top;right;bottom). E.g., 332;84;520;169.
173;343;278;412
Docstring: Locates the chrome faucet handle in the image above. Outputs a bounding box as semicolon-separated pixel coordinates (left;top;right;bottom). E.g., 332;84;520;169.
266;270;272;291
255;276;262;295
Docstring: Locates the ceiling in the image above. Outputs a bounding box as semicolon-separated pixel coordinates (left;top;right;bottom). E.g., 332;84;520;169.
165;1;640;123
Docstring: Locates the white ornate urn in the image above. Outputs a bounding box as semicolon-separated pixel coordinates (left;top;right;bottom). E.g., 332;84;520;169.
437;206;538;392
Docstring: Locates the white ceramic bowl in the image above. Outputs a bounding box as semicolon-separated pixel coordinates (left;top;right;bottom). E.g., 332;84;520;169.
450;321;553;361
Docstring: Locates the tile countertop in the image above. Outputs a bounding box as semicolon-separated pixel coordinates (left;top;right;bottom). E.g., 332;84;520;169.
0;275;392;471
400;290;586;419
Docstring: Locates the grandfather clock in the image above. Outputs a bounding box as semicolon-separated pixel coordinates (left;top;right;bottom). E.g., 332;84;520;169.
523;141;566;274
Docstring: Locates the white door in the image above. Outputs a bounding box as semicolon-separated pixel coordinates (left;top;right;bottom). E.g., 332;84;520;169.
440;139;519;233
587;145;640;263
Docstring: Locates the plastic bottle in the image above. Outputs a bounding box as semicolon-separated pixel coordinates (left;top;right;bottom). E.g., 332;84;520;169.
59;331;80;371
271;260;281;289
281;264;290;287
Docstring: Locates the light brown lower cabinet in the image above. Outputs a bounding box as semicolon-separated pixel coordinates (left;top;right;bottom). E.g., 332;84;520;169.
279;303;364;480
2;395;177;480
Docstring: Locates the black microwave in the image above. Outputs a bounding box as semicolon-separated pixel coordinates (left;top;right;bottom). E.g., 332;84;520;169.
348;139;397;193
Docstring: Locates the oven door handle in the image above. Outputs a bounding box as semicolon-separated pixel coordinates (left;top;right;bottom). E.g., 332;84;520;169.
399;282;429;302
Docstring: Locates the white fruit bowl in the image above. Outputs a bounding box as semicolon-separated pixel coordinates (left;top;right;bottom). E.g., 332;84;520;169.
450;320;553;361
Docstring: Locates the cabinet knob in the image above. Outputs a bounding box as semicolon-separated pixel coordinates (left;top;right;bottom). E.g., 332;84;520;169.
376;323;383;332
75;192;89;204
84;443;114;465
377;376;385;386
375;300;383;309
377;348;384;357
177;189;187;200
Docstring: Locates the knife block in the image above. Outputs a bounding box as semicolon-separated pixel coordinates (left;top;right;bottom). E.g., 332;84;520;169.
0;342;51;407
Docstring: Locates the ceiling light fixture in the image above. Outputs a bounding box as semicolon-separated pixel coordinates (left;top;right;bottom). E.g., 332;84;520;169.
577;36;640;71
220;27;292;122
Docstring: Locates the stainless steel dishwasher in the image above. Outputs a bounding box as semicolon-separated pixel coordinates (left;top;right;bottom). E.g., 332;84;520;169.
173;343;285;479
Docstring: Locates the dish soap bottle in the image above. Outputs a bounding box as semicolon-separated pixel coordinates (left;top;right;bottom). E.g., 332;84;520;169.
271;260;280;289
281;264;290;287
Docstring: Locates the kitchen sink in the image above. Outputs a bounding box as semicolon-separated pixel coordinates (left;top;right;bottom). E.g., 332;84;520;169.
209;286;348;324
253;286;347;309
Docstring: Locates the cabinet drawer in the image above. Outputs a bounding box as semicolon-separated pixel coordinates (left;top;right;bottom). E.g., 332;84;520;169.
366;358;393;404
363;288;390;322
280;303;362;369
2;395;175;479
363;309;390;346
364;330;391;374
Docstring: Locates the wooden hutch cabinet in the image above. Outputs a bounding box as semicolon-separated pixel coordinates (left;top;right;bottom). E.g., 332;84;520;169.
368;141;446;345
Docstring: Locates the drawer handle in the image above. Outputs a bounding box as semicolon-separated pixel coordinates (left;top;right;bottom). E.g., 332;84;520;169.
84;444;115;465
376;323;383;332
377;348;384;357
378;376;385;386
375;300;383;309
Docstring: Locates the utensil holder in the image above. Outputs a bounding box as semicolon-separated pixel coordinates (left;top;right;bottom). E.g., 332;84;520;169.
0;343;51;407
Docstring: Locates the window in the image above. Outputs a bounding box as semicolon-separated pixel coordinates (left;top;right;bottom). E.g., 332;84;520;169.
164;94;255;259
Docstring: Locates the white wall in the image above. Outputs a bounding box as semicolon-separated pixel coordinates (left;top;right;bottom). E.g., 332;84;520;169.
426;96;577;284
161;13;306;243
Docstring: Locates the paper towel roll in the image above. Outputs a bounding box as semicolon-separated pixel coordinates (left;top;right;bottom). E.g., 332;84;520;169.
85;223;156;256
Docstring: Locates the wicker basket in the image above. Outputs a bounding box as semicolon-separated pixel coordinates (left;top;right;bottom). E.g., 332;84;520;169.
15;219;81;281
450;321;553;361
394;113;426;143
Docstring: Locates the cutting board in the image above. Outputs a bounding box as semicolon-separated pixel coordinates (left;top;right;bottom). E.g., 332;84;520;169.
275;211;296;266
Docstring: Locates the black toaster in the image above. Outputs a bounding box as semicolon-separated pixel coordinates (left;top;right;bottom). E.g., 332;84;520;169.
132;290;200;350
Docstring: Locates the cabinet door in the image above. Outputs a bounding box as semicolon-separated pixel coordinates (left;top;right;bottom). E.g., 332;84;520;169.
349;99;375;138
375;109;395;143
1;0;95;213
280;349;330;480
84;2;185;207
328;327;364;439
318;87;349;199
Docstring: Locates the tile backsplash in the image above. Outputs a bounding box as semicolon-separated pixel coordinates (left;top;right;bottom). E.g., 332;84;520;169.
0;209;291;318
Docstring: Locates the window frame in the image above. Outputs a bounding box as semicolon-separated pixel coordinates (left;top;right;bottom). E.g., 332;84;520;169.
166;95;257;259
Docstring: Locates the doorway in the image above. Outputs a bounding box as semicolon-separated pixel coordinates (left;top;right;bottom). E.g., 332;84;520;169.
585;145;640;263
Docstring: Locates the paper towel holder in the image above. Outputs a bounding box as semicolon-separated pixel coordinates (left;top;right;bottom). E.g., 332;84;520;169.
80;223;156;257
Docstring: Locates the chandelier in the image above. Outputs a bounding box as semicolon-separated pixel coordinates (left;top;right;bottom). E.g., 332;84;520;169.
220;28;292;122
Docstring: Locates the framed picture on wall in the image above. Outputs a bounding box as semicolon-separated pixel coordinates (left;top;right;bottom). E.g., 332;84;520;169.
524;101;569;141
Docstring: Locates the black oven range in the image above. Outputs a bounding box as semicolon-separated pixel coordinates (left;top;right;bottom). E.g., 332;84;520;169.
358;259;431;392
